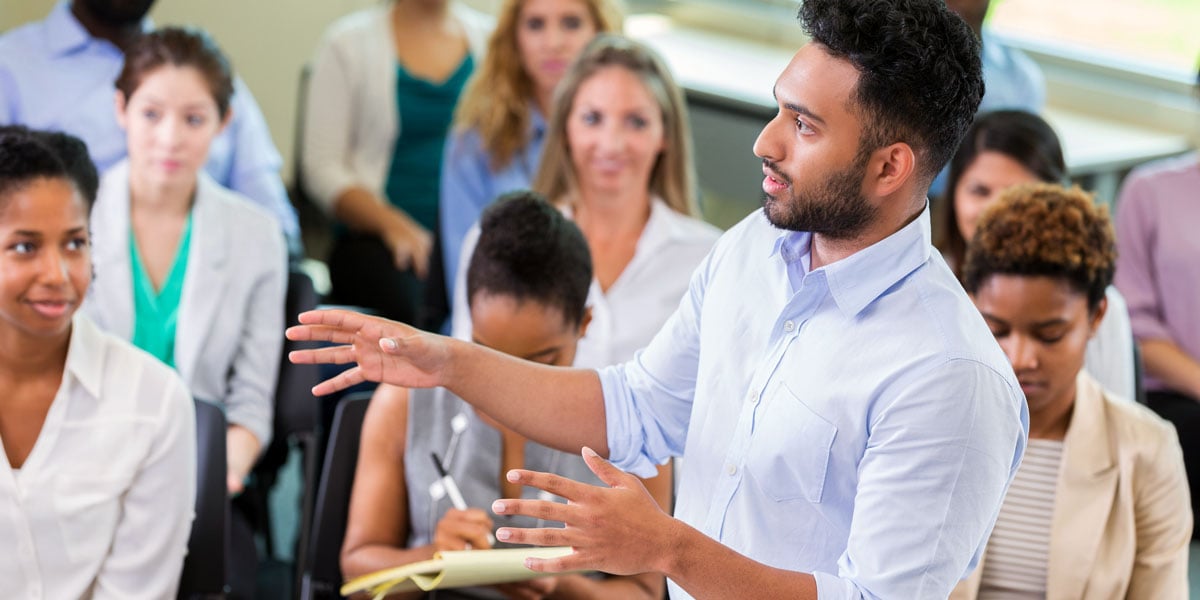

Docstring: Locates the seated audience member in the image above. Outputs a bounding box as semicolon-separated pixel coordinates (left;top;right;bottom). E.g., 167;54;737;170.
938;110;1136;402
932;0;1046;197
1114;62;1200;537
944;0;1044;114
0;126;195;598
0;0;300;249
82;27;286;597
452;34;722;369
341;192;670;599
952;183;1191;598
303;0;491;325
439;0;623;325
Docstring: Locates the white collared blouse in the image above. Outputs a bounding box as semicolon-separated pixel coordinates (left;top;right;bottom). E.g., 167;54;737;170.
0;313;196;599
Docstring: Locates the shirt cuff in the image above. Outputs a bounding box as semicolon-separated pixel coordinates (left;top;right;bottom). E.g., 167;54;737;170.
598;364;660;478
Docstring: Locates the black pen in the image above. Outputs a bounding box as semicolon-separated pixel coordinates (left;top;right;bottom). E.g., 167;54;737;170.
431;452;495;546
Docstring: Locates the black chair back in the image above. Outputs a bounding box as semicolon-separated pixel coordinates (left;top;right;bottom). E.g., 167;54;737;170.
299;392;371;600
245;268;322;574
178;398;229;599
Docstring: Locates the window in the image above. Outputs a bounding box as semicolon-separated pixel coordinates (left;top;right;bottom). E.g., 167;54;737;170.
632;0;1199;82
989;0;1199;80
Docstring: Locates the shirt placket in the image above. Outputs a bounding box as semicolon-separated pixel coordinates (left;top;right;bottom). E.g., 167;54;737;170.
701;269;830;539
6;476;43;598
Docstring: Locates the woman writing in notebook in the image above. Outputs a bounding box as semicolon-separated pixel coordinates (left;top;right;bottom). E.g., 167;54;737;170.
341;193;670;600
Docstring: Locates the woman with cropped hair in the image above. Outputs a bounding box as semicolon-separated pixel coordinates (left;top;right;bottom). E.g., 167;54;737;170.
952;183;1191;599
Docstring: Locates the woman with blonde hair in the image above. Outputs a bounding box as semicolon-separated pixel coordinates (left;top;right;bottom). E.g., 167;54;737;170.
438;0;623;325
452;34;720;369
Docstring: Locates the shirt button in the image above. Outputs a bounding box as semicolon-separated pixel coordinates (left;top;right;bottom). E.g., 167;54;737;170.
783;320;796;332
746;391;756;403
726;464;737;476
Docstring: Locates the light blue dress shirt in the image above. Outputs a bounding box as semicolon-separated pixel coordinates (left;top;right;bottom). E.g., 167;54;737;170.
438;107;546;306
978;30;1045;115
0;1;299;243
600;206;1028;599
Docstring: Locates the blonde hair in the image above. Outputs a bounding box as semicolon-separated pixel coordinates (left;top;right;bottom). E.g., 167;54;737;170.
454;0;623;171
533;34;698;216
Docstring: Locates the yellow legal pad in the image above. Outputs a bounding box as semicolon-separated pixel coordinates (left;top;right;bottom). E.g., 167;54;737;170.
340;546;575;598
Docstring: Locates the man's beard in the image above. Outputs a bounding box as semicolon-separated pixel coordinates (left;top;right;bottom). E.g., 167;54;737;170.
761;152;877;239
81;0;155;27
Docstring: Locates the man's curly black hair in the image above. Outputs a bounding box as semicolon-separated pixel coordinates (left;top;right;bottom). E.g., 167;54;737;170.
466;191;592;327
0;125;97;211
799;0;984;181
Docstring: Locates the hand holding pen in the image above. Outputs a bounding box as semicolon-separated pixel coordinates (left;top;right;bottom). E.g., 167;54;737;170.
432;453;496;549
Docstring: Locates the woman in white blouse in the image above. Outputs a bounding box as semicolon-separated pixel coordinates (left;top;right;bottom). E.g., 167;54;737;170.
0;127;195;598
951;184;1190;599
452;34;722;367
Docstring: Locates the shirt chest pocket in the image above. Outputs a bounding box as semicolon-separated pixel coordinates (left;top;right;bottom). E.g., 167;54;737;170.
55;475;128;564
745;383;838;503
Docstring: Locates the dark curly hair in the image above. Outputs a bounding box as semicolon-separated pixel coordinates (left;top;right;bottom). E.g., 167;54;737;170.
115;26;235;118
799;0;984;182
0;126;97;212
938;110;1065;276
466;191;592;327
962;183;1115;312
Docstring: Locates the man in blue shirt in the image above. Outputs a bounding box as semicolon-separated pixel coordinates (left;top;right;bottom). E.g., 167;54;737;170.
287;0;1028;598
0;0;300;250
945;0;1046;114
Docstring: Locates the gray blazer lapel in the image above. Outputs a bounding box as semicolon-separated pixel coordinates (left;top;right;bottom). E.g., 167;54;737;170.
87;162;135;340
174;175;229;385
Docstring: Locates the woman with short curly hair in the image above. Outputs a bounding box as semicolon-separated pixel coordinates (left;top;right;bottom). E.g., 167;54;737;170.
951;183;1191;599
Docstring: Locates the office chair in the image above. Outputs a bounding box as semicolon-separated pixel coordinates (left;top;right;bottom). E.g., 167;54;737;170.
178;398;229;599
298;392;372;600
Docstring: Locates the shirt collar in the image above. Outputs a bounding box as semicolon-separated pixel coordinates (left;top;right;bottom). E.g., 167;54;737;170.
44;0;152;57
45;1;93;56
64;312;105;399
770;202;934;318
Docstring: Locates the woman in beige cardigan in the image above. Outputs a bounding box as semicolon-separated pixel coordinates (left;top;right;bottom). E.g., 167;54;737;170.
953;183;1191;599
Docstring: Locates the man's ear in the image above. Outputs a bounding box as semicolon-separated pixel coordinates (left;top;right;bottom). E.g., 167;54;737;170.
865;142;916;199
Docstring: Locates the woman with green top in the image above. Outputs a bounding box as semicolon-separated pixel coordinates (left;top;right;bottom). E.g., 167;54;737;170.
303;0;491;325
86;26;287;597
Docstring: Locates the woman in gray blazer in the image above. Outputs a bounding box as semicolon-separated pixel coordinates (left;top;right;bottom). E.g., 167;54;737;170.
85;28;286;498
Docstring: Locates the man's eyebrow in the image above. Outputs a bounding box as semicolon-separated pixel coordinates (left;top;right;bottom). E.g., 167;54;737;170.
772;85;827;127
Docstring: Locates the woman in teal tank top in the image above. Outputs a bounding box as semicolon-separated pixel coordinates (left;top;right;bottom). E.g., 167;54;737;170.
311;0;483;327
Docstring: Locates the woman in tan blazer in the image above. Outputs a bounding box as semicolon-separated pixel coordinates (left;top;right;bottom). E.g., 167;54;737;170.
953;183;1191;599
